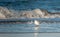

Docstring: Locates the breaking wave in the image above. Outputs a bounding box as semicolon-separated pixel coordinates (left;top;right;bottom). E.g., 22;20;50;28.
0;6;60;19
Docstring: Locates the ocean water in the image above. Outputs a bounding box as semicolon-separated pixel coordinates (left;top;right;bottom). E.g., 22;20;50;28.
0;0;59;33
0;0;60;12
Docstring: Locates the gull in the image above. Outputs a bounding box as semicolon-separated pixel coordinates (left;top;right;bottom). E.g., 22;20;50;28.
34;20;40;26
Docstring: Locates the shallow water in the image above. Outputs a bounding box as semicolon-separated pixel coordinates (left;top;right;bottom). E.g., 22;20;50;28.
0;22;59;33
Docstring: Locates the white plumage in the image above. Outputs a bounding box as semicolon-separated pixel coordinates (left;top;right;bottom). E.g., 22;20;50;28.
34;20;40;25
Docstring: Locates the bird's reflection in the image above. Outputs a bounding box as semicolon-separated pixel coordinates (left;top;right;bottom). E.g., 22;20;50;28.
34;27;39;37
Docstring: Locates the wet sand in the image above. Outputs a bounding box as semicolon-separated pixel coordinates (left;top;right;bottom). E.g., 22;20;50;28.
0;33;59;37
